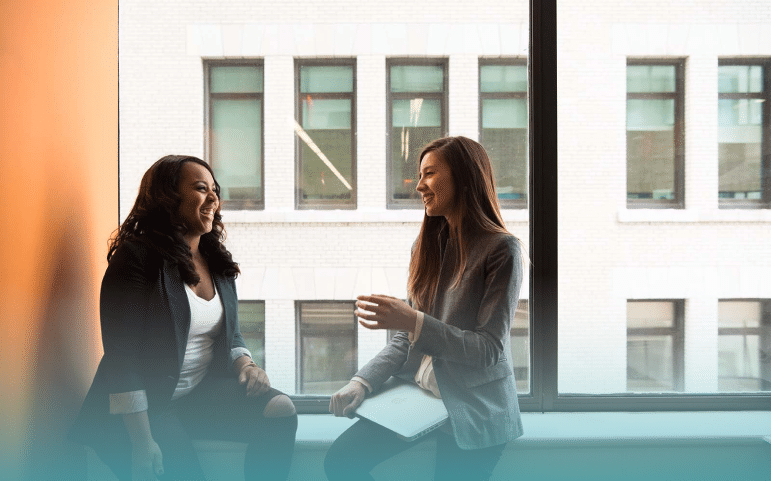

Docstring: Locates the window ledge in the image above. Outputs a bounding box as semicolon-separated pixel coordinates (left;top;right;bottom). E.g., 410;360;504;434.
184;412;771;453
618;209;771;223
221;208;529;224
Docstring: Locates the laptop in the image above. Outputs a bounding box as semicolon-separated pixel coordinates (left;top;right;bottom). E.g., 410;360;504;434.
354;377;449;442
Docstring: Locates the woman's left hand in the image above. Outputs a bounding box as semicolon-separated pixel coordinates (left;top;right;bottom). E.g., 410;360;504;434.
356;294;418;332
237;361;271;397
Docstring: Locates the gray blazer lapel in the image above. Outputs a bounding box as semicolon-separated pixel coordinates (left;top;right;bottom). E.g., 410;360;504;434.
213;275;236;344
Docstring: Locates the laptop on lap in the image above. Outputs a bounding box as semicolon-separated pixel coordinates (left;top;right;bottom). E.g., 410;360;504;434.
354;377;449;442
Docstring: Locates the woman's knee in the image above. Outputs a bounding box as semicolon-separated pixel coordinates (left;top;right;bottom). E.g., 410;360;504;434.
262;394;296;418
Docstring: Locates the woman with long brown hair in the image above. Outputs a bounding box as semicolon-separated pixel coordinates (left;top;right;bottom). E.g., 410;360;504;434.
325;136;524;480
69;155;297;481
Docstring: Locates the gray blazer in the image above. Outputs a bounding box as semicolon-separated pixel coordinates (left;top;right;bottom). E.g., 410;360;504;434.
356;230;524;449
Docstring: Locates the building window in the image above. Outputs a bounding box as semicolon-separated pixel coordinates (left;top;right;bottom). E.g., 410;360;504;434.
387;59;448;208
296;301;357;395
626;60;685;208
238;301;265;369
718;60;770;207
205;62;264;210
718;300;771;392
295;60;356;209
627;300;684;392
510;300;530;394
479;59;528;208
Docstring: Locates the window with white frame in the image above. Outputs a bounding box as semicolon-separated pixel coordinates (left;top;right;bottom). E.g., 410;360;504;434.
479;59;528;209
297;301;357;395
239;301;265;369
295;60;356;209
206;61;264;209
627;300;684;392
626;60;685;208
718;60;771;207
718;300;771;392
387;59;447;209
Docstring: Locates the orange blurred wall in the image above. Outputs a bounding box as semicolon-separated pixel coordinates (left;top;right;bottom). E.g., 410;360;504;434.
0;1;117;478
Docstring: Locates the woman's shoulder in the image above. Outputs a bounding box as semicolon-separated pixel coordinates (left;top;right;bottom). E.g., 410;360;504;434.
475;231;521;255
108;237;163;271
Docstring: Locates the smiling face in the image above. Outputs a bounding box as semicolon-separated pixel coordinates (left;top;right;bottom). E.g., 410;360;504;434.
177;161;219;240
416;151;457;219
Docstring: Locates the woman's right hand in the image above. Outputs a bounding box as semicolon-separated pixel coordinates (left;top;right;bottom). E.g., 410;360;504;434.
131;438;164;481
329;380;366;418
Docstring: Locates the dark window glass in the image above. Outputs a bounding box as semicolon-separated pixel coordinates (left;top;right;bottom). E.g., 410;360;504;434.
207;62;264;209
297;301;357;394
296;62;356;209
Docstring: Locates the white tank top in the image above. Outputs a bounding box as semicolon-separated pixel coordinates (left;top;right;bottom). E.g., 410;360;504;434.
171;281;224;400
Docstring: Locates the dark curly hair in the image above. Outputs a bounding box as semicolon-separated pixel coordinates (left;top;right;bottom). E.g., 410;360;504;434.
108;155;239;284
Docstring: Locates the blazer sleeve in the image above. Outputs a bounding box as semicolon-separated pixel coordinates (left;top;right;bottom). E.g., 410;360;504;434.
354;330;412;391
99;242;155;397
413;235;523;368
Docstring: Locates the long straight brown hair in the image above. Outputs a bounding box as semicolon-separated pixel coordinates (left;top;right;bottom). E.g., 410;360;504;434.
407;136;511;311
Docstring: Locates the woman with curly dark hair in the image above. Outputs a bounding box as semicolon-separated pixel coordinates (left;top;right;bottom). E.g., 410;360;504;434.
70;155;297;481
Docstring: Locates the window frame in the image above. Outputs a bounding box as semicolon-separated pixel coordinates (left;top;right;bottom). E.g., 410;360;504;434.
204;59;265;210
386;57;449;210
237;300;266;369
718;298;771;392
292;0;771;413
625;58;686;209
717;58;771;209
626;300;685;393
295;300;358;396
479;57;529;210
294;58;358;210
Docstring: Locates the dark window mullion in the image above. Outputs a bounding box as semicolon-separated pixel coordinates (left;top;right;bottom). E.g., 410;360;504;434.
528;0;557;412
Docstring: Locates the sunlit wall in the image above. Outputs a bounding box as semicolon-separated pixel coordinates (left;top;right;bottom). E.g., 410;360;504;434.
0;1;117;479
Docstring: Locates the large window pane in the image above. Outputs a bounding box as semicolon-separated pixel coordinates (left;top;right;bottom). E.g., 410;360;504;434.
557;1;771;409
387;60;447;207
297;302;357;395
207;62;264;209
296;61;356;209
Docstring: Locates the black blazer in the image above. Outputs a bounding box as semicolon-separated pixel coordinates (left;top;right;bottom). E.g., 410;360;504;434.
69;239;246;447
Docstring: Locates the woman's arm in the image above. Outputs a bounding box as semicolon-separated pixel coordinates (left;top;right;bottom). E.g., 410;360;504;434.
123;411;164;481
99;242;155;406
413;236;523;368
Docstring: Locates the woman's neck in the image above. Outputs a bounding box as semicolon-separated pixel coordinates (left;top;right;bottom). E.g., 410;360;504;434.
184;234;201;258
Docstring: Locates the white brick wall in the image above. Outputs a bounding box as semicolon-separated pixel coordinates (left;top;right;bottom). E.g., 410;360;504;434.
121;0;771;396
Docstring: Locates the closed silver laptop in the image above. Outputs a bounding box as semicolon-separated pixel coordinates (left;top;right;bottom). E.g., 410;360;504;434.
354;377;449;442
